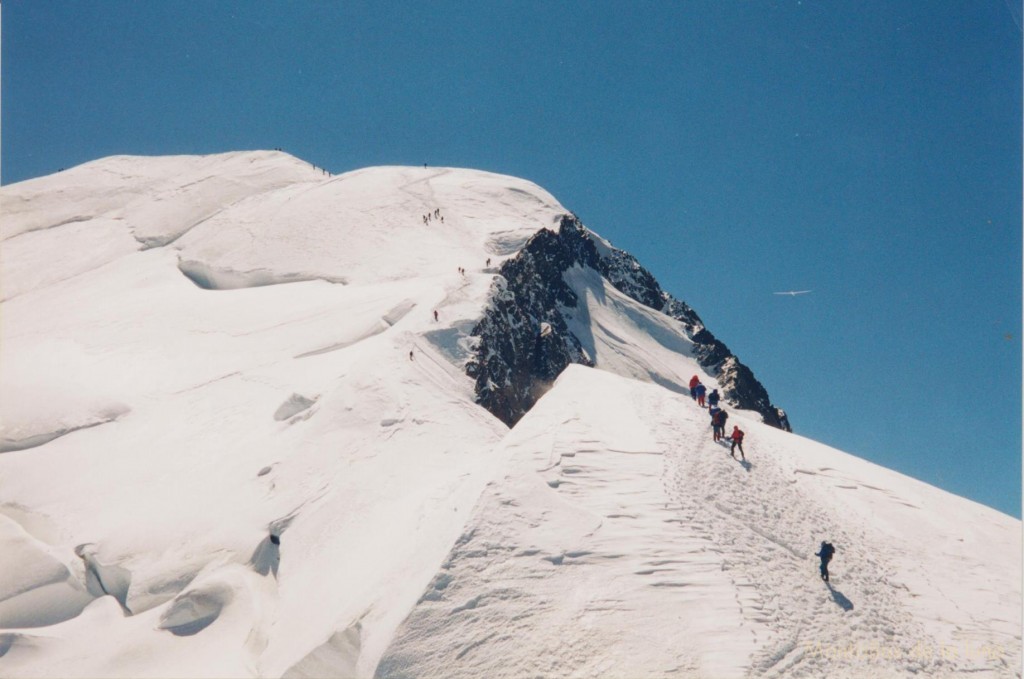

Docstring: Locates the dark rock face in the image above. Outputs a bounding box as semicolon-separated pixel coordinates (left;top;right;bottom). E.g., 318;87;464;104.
466;214;785;430
465;222;596;426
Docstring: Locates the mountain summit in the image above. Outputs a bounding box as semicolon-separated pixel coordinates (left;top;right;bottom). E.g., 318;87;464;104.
1;152;1019;678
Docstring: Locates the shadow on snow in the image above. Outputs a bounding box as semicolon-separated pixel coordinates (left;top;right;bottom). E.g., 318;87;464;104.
826;582;854;611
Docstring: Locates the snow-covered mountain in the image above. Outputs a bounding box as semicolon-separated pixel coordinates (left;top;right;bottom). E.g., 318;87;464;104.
0;151;1019;678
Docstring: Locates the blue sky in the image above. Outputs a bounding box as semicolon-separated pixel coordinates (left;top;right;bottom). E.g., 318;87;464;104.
3;1;1021;517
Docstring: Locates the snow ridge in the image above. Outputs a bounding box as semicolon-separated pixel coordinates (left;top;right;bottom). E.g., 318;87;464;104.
379;366;1021;678
0;154;1018;679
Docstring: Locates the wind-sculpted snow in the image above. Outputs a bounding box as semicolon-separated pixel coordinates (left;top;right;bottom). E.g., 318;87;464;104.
157;574;240;636
0;217;140;302
177;258;349;290
272;393;318;422
74;544;132;613
0;153;1018;678
0;384;130;453
0;516;94;629
171;165;563;289
0;152;322;301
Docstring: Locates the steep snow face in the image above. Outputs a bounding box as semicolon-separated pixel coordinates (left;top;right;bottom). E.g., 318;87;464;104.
0;153;1018;679
379;366;1022;679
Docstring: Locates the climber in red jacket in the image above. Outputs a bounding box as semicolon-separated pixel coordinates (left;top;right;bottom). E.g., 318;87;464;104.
730;426;745;460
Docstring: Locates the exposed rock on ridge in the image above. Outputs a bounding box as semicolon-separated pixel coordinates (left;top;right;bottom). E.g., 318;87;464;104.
466;214;785;429
465;223;598;426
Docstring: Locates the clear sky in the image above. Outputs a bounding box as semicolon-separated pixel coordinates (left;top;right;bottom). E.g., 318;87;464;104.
3;1;1021;517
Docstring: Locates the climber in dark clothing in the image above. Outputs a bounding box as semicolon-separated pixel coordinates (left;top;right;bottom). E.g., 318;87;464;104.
815;541;836;582
708;389;720;408
711;408;727;441
695;382;707;408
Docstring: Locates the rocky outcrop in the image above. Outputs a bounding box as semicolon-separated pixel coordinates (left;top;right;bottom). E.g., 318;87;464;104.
465;225;597;426
466;215;786;430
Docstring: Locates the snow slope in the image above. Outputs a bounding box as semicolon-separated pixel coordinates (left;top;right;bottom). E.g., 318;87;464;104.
380;366;1021;678
0;152;1019;678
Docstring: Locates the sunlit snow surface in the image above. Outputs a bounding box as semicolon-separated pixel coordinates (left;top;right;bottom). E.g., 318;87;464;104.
0;152;1019;678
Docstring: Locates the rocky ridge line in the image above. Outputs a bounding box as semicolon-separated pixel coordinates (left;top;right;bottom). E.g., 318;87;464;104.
466;215;784;429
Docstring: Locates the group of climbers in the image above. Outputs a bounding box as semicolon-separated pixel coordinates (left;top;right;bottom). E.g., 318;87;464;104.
422;208;445;225
687;374;836;582
689;375;745;460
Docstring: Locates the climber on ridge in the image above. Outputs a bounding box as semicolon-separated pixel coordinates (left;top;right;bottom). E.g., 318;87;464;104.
710;407;727;442
730;425;745;460
816;541;836;582
777;408;791;432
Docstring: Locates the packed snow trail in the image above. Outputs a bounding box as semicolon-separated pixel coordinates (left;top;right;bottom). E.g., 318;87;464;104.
378;366;1021;678
648;391;967;677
